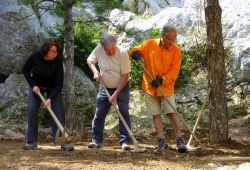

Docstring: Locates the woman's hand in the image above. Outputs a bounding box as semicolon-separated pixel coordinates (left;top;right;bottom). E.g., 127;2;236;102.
32;86;40;94
44;99;51;108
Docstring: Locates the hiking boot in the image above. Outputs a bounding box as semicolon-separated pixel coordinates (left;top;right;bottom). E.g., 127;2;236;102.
23;142;37;150
88;142;102;149
176;137;187;153
121;141;131;150
158;138;168;151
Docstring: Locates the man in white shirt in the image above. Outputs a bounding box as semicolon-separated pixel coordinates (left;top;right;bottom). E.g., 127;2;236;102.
87;32;131;150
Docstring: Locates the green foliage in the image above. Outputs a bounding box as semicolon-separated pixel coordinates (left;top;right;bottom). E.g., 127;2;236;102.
38;108;51;127
74;18;106;76
18;0;40;5
89;0;125;14
175;53;193;87
130;60;144;89
54;5;64;17
137;14;153;20
150;27;161;39
49;17;107;76
182;43;207;67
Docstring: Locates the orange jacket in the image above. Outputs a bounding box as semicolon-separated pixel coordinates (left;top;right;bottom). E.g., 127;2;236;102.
129;39;182;97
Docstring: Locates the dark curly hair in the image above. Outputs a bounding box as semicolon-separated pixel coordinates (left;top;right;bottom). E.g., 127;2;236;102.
41;38;61;57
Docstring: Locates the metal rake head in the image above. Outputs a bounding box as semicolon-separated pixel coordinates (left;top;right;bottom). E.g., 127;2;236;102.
134;142;147;153
186;144;202;151
55;124;83;145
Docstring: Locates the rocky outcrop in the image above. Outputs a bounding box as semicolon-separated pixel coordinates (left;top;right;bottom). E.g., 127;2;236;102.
0;0;94;78
103;0;250;134
0;0;45;76
229;114;250;143
122;0;184;15
104;69;250;133
73;67;97;124
111;0;250;82
109;9;136;28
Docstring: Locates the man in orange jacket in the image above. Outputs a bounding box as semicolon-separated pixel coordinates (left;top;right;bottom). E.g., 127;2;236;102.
129;24;187;153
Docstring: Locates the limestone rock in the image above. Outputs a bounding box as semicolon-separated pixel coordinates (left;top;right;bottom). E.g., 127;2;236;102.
0;0;46;76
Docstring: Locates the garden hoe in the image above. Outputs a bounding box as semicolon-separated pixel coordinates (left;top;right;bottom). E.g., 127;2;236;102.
37;91;75;151
142;65;204;149
186;88;211;151
100;80;146;153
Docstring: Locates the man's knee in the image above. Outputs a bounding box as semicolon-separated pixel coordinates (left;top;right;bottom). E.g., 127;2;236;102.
153;114;161;120
166;112;175;118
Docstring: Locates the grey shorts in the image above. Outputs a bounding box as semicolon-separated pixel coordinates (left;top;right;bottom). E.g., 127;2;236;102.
145;93;176;116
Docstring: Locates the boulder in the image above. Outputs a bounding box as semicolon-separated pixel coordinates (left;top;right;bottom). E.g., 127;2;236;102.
0;0;46;76
109;9;136;28
229;114;250;143
125;7;196;39
0;125;25;141
0;73;29;123
73;67;97;124
123;0;179;14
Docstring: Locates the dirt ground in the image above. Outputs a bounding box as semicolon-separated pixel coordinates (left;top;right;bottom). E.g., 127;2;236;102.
0;129;249;170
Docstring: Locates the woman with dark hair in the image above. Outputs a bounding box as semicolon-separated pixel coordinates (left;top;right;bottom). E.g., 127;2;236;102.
22;39;65;150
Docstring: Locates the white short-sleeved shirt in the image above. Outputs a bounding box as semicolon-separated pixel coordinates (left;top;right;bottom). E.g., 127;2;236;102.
87;44;131;88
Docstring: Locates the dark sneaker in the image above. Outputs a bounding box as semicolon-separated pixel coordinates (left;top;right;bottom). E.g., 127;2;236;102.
176;137;187;153
61;144;74;151
158;138;168;151
23;143;37;150
121;142;131;150
88;142;102;148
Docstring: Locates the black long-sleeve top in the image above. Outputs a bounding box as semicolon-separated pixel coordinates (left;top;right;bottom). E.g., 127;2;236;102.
23;51;64;99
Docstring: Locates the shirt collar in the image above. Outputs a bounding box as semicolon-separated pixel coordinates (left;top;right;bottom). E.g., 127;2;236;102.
157;39;175;51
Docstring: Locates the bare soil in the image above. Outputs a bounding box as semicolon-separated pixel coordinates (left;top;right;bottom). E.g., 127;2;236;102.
0;129;249;170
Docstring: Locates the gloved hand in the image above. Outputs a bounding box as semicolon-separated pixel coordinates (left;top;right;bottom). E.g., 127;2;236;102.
151;76;163;88
131;51;140;61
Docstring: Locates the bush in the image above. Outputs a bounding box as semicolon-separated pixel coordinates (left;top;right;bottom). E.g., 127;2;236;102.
74;18;106;76
130;59;144;89
49;18;107;77
175;53;193;88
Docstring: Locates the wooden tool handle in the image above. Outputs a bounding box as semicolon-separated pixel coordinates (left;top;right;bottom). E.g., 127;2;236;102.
100;80;139;147
37;91;67;137
187;88;211;147
143;65;203;148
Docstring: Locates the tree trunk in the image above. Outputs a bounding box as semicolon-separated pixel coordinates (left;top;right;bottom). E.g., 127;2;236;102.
63;0;75;125
205;0;228;143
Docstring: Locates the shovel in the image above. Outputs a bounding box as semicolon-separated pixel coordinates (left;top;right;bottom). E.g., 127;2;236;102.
100;80;146;153
37;91;75;151
187;88;211;150
142;65;204;148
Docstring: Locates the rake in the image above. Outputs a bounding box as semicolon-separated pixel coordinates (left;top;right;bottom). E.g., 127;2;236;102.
37;91;81;151
100;80;146;153
142;65;204;148
186;88;211;150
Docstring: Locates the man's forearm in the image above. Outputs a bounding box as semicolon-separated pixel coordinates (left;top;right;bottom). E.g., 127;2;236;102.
87;59;99;74
114;73;130;97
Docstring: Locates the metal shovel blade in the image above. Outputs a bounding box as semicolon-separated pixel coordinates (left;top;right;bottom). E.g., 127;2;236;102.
187;144;201;151
55;126;82;145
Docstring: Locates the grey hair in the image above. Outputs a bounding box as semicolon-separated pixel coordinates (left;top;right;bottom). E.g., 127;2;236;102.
100;32;117;47
161;24;177;35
